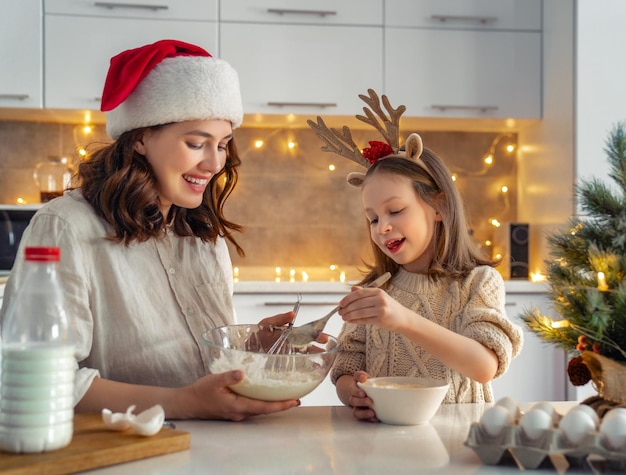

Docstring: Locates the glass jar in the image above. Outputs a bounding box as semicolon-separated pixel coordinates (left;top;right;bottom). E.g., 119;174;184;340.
32;156;73;203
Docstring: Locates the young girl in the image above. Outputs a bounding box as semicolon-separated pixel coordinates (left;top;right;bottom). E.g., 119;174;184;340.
309;90;523;422
0;40;299;421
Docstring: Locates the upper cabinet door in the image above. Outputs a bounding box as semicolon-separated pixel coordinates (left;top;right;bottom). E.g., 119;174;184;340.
45;0;217;20
385;0;542;30
220;23;382;117
221;0;381;25
44;1;218;111
385;28;541;119
0;1;42;108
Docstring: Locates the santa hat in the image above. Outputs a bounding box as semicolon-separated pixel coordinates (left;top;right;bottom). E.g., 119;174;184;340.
101;39;243;139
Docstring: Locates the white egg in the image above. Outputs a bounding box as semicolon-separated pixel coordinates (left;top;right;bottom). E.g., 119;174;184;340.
495;396;521;420
602;407;626;422
519;408;553;440
599;410;626;450
530;401;559;425
479;405;514;437
567;404;599;428
558;409;596;445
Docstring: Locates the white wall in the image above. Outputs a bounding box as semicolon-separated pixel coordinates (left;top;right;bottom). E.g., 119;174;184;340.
575;0;626;191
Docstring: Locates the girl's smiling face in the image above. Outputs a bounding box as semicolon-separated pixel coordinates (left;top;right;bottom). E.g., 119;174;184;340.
362;171;441;273
134;119;233;217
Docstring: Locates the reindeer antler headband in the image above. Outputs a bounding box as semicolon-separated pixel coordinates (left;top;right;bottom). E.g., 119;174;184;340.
307;89;427;187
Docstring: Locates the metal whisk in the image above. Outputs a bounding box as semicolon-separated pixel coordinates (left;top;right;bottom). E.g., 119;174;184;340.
267;293;301;355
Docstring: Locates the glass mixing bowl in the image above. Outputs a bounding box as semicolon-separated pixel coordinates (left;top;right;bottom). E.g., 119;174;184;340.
202;324;340;401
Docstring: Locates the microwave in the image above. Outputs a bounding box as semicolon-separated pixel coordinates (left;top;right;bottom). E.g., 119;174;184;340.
0;204;41;276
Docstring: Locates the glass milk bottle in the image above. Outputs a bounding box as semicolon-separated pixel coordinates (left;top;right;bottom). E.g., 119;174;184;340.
0;247;75;453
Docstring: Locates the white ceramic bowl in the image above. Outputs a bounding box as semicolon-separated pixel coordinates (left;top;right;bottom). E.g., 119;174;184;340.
202;324;340;401
357;376;449;425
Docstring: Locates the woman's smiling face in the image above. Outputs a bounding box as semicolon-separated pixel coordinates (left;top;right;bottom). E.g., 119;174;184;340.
134;119;233;216
362;171;441;273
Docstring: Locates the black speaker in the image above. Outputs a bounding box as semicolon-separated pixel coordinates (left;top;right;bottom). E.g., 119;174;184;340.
493;223;529;280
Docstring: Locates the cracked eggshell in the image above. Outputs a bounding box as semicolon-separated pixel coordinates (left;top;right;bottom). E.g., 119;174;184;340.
519;408;553;440
130;405;165;437
479;405;514;437
102;405;136;431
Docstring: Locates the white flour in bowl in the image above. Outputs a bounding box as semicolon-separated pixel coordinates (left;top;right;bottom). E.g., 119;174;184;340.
209;350;327;401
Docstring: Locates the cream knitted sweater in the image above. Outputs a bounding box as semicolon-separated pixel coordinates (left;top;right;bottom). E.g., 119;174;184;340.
331;266;523;403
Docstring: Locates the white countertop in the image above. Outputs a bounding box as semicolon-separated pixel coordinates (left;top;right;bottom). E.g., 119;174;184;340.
83;402;580;475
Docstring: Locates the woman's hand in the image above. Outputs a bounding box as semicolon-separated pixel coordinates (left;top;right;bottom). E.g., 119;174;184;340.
336;371;378;423
179;370;299;421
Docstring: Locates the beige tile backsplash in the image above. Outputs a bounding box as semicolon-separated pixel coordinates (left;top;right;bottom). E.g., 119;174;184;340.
0;121;517;276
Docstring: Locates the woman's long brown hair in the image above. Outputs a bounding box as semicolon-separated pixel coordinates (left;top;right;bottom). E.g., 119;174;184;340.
78;126;244;255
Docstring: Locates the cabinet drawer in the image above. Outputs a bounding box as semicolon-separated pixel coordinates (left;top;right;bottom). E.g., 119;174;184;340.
385;0;542;31
221;23;382;116
45;0;217;20
221;0;382;25
44;16;217;110
0;1;42;109
385;28;541;119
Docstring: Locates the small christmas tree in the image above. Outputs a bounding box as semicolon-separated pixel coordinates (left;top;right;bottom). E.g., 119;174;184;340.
520;123;626;399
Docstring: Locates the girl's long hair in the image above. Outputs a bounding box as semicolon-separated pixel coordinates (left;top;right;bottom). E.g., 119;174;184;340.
78;126;244;255
358;147;498;285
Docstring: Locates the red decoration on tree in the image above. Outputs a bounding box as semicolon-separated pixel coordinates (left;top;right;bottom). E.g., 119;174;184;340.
362;141;394;164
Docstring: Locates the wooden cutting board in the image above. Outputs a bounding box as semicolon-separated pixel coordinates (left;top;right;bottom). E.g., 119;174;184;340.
0;413;190;475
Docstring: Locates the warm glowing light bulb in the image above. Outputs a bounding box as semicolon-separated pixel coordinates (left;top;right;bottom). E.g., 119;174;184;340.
275;267;281;275
506;144;515;153
254;140;264;148
494;253;502;259
82;125;93;134
484;154;493;165
530;272;546;283
485;240;492;246
328;164;336;171
233;267;239;277
302;271;309;282
78;148;87;157
340;271;346;283
500;185;508;193
16;197;25;205
287;141;296;149
329;265;336;271
451;174;457;182
490;218;501;227
597;272;608;291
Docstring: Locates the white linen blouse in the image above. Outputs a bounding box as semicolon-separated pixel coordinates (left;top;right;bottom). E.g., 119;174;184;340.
0;189;236;405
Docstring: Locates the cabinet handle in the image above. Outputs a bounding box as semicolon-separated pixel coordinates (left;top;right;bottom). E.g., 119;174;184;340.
267;102;337;108
0;94;29;100
431;104;498;113
94;2;168;11
264;302;339;307
267;8;337;17
430;15;498;24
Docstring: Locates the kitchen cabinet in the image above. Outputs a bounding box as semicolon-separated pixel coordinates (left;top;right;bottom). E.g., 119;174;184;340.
43;0;218;111
0;1;42;109
384;0;542;119
233;288;346;406
219;0;383;116
493;289;568;403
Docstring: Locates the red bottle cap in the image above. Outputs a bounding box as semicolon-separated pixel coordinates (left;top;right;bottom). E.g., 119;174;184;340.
24;247;61;262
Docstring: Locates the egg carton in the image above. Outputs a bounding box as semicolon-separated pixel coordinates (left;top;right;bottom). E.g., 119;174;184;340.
465;422;626;471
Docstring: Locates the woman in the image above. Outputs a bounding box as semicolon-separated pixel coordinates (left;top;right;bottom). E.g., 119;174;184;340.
0;39;298;420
